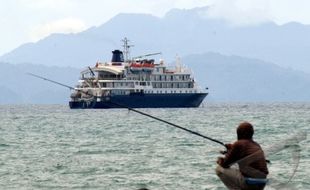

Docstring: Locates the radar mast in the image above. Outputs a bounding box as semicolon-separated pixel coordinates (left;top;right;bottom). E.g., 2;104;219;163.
122;37;134;62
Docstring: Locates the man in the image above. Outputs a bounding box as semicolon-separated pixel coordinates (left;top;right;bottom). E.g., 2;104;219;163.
216;122;269;190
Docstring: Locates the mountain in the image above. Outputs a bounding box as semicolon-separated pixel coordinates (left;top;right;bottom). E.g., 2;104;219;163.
1;52;310;104
0;62;80;104
183;52;310;101
1;6;310;73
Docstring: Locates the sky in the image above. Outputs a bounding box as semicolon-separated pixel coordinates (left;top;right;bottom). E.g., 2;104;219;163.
1;0;310;56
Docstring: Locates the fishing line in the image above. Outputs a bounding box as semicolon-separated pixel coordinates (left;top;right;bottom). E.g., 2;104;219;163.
27;73;226;148
233;131;306;189
264;131;306;189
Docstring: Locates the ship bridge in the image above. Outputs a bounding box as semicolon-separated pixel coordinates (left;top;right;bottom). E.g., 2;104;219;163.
80;64;125;81
94;65;124;75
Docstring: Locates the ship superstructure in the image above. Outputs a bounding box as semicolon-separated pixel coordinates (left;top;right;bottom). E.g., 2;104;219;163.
69;38;208;109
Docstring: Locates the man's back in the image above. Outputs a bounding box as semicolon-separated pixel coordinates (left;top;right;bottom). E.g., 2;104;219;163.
222;139;268;178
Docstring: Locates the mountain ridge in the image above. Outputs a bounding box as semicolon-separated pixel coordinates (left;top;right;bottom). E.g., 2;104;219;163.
1;6;310;73
183;52;310;101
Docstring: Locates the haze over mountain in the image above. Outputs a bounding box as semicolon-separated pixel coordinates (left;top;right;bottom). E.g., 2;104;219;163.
1;6;310;104
0;63;79;104
1;6;310;73
183;52;310;102
1;52;310;104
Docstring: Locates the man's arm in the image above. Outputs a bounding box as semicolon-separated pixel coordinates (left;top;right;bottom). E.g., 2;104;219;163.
218;142;241;168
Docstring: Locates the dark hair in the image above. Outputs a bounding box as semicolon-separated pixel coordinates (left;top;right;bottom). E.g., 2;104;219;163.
237;122;254;140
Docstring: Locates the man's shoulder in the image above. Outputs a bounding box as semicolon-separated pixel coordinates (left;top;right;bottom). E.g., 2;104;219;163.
233;139;261;148
233;139;249;145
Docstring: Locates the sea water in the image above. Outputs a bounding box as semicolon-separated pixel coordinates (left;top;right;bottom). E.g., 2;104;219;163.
0;103;309;190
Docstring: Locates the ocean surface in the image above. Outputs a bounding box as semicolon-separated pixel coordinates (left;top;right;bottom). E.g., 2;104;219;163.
0;103;309;190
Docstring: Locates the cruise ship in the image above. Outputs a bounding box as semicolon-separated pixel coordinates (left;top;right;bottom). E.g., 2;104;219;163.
69;38;208;109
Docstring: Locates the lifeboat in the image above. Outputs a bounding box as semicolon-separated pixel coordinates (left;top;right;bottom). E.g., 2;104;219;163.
142;63;155;71
130;63;143;72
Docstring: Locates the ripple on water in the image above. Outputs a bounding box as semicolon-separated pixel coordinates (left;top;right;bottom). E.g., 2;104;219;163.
0;103;309;189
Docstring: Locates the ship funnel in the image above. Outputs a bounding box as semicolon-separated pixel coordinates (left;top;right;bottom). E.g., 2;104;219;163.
111;50;124;63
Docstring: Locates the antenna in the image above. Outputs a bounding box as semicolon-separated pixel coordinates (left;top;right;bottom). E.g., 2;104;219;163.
132;52;162;60
122;37;134;62
176;54;182;72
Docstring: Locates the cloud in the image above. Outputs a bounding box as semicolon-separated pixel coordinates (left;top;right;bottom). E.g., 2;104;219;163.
202;0;272;26
201;0;310;26
30;18;87;41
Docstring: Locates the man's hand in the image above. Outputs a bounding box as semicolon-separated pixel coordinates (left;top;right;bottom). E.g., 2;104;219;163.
217;157;224;165
225;143;232;150
219;143;233;154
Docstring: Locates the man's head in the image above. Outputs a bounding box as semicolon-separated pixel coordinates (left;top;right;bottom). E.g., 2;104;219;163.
237;122;254;140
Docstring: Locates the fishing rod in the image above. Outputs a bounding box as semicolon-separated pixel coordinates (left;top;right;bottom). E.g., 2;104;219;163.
29;71;304;187
27;73;226;148
88;67;95;76
109;101;225;147
27;73;75;90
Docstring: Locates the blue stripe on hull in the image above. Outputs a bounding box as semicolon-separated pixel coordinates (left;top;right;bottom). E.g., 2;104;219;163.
69;93;207;109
